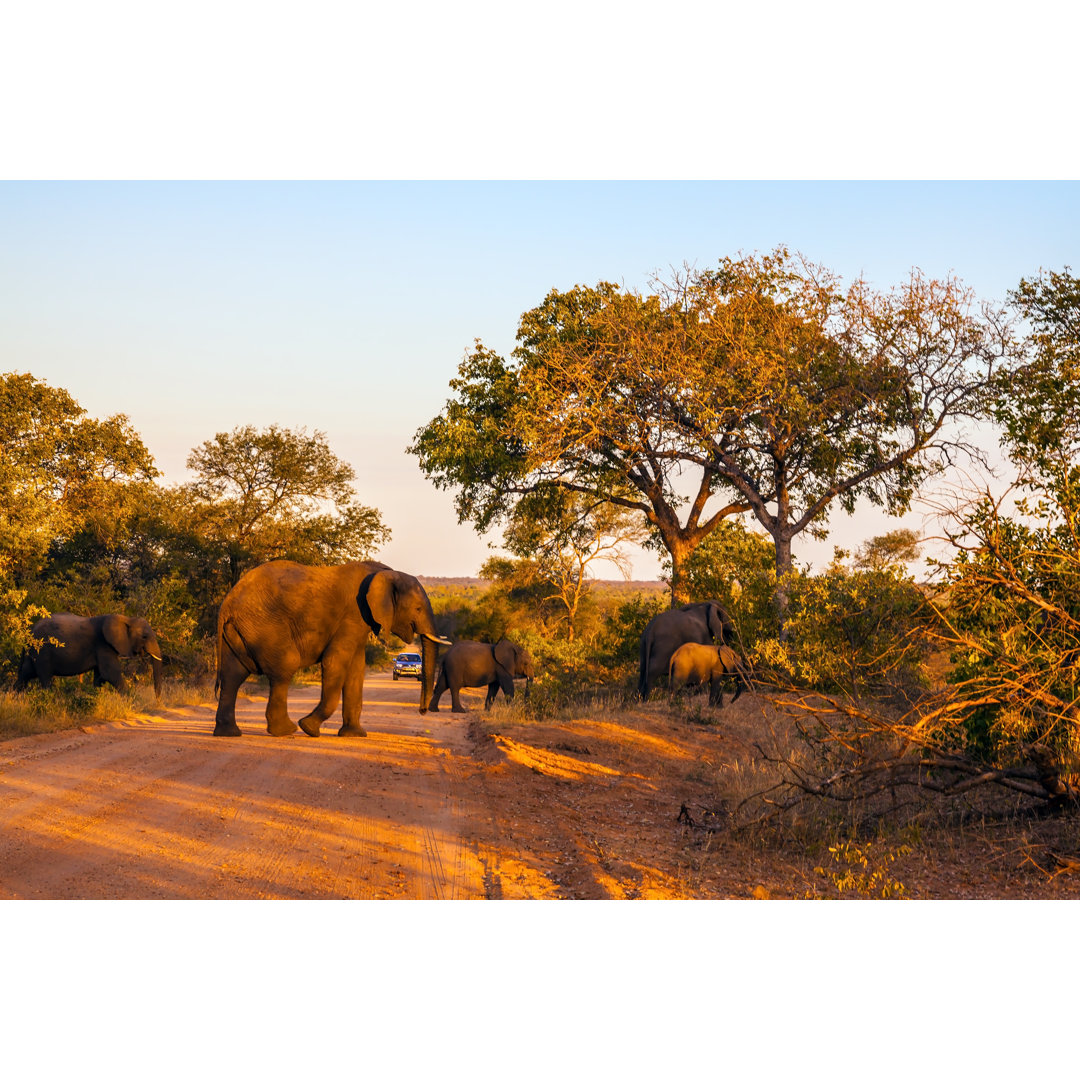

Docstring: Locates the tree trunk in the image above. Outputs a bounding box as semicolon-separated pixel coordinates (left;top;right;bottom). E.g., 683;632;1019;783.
668;549;691;608
774;532;794;641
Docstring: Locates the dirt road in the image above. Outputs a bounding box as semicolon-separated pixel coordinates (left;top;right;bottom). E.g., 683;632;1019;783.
0;674;514;900
9;670;1071;901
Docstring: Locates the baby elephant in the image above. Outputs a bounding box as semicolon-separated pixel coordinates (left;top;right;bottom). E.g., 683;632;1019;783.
428;638;535;713
667;642;748;708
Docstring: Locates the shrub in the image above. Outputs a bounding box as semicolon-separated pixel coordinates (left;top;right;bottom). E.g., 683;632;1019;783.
597;592;666;668
755;556;929;699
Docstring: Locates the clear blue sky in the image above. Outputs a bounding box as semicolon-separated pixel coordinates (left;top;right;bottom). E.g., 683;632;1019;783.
2;180;1077;578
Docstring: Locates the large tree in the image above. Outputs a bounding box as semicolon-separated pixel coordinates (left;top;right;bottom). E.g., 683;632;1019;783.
0;372;159;671
772;269;1080;808
182;424;389;593
0;372;159;584
409;291;748;607
411;250;1016;620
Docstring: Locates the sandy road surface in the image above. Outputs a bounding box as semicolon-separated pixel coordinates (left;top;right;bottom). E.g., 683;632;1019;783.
0;673;507;900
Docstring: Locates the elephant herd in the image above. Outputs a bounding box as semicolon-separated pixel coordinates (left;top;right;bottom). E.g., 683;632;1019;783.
638;599;749;707
14;558;749;739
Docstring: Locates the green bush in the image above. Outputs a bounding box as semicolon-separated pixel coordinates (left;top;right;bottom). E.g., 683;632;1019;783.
597;591;667;667
755;556;929;699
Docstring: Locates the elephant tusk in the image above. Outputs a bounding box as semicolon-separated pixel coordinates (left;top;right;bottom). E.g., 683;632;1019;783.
423;633;453;647
148;652;163;662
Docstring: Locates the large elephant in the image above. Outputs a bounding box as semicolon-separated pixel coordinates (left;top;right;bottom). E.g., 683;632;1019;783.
213;559;450;738
638;600;735;701
667;642;748;708
16;613;164;697
428;638;535;713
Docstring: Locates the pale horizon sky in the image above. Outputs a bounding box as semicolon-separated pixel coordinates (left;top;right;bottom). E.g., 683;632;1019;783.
2;180;1078;580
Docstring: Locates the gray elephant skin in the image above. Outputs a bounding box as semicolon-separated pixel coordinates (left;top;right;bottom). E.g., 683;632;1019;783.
16;613;164;697
428;638;535;713
638;600;735;701
213;559;449;738
667;642;748;707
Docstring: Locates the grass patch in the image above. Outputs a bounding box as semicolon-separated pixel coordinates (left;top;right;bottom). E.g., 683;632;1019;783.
0;677;215;741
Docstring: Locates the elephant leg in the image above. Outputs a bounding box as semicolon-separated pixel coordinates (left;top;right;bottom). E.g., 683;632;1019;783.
337;651;368;738
496;671;514;706
15;652;34;690
640;659;654;701
428;667;448;712
484;682;499;710
213;652;249;737
729;670;746;704
297;662;346;738
265;676;298;737
708;675;724;707
96;651;127;693
30;651;56;689
449;680;468;712
644;654;668;701
448;670;470;713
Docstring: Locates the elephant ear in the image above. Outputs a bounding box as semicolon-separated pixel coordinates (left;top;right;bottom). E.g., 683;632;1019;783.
358;570;398;640
101;615;133;656
493;638;516;675
706;603;730;644
360;574;395;639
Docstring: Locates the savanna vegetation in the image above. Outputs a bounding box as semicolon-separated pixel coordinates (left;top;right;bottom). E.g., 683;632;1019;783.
4;253;1078;877
413;253;1080;836
0;384;388;730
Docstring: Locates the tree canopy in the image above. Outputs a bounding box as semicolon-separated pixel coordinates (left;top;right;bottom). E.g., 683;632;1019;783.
411;249;1017;618
180;423;390;602
0;373;158;581
0;381;391;664
0;373;160;665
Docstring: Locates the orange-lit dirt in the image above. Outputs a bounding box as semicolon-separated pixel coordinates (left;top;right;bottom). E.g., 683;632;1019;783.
1;673;1078;899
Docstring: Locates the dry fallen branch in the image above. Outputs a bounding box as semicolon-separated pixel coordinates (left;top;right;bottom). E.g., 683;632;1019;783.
1048;851;1080;877
677;804;726;832
733;690;1080;825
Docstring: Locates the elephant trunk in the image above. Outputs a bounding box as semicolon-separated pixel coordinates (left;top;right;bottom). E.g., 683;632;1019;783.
419;633;441;714
143;633;164;698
